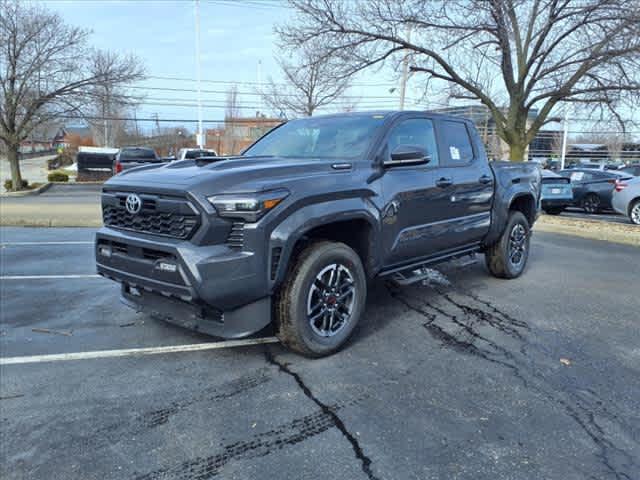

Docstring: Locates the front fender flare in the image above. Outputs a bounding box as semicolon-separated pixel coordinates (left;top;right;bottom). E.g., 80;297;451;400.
267;197;381;290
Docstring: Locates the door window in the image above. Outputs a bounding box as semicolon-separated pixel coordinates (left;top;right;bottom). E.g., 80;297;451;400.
386;118;439;166
440;121;474;166
570;171;593;182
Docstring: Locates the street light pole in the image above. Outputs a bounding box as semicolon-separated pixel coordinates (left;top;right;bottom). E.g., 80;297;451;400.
194;0;204;148
560;108;569;170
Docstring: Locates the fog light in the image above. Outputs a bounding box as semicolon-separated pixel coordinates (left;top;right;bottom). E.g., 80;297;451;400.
99;246;112;257
156;261;177;273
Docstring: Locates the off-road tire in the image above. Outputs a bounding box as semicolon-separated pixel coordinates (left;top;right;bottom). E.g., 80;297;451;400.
485;211;531;279
275;241;367;357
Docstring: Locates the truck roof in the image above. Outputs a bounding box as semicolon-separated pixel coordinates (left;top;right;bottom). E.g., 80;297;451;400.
296;110;476;123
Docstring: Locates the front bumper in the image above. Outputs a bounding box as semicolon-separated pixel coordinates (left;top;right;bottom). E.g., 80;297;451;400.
541;198;572;209
611;193;627;216
96;226;271;338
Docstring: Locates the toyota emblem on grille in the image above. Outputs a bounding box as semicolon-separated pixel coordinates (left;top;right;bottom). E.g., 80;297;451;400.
125;194;142;214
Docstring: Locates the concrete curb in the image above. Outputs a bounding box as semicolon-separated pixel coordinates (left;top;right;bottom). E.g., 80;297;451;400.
0;182;52;197
0;218;103;227
1;181;104;198
535;216;640;247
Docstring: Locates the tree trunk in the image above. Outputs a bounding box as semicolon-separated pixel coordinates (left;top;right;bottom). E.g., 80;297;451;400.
7;144;24;191
508;142;527;162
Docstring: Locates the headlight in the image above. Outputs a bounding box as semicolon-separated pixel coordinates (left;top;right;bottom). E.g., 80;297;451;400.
207;189;289;222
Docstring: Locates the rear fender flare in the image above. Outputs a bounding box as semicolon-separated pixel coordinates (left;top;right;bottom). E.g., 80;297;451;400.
483;192;537;247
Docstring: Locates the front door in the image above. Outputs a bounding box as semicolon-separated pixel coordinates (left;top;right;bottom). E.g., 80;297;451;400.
380;116;445;267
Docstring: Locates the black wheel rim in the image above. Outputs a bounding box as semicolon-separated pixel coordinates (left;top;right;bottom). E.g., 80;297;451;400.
508;223;527;268
307;263;355;337
631;203;640;224
584;195;599;213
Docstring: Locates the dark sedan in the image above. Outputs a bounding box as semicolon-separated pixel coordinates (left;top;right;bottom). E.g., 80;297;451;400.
560;169;633;213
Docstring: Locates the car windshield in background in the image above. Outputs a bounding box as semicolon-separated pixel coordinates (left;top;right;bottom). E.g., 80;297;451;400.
120;148;156;160
243;115;386;159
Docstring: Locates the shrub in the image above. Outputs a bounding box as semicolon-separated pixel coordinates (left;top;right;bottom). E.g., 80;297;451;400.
4;179;28;191
47;152;74;170
48;171;69;182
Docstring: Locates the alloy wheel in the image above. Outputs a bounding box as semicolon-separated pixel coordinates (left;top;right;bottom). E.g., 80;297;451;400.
307;263;355;337
508;223;527;267
583;195;600;213
631;202;640;225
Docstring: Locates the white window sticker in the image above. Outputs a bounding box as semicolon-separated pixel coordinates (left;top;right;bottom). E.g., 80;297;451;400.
449;146;461;160
570;172;584;182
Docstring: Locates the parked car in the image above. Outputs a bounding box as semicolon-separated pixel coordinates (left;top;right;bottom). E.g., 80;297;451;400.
176;148;218;161
560;168;633;213
544;159;561;172
540;170;573;215
114;147;163;173
620;165;640;177
612;176;640;225
96;111;541;357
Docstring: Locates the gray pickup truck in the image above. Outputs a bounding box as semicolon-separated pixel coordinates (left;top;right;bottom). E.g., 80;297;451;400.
96;111;541;356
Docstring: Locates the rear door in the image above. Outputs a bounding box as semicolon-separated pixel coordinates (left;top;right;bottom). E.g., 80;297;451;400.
428;119;494;249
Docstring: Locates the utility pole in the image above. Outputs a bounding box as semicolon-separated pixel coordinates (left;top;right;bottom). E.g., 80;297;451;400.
398;24;412;110
560;108;569;170
194;0;204;148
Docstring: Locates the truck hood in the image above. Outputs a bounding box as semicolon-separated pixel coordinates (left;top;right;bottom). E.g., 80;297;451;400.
105;156;344;193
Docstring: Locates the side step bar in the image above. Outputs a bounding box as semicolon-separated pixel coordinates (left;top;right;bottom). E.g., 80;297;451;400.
388;251;479;286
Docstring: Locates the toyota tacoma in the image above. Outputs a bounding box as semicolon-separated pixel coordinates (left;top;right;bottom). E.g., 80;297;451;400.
96;111;541;356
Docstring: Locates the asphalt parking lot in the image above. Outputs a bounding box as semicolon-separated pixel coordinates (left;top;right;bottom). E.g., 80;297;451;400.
1;227;639;480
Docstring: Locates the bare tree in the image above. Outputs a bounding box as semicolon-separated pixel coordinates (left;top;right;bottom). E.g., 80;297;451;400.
280;0;640;161
0;1;144;190
260;42;351;117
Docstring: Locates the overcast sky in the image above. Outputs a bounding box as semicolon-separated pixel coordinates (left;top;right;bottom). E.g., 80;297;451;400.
41;0;637;140
43;0;423;132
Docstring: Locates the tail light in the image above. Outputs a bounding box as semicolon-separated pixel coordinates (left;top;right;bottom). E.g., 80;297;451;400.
115;161;123;174
614;179;627;192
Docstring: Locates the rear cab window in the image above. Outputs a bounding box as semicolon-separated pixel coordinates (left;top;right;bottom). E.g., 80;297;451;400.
119;148;157;162
439;120;475;166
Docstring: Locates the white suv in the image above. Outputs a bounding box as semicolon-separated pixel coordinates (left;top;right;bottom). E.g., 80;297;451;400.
176;148;217;161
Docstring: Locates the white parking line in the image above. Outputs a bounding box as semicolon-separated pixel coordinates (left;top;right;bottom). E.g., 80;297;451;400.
1;241;94;246
0;337;280;365
1;274;102;280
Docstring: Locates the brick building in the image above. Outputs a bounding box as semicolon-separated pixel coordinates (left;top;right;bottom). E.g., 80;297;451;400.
206;114;282;155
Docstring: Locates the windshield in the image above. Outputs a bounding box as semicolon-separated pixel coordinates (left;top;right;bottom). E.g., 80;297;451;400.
243;115;386;159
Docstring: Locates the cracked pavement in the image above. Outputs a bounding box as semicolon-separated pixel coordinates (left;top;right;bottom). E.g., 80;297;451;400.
1;227;639;479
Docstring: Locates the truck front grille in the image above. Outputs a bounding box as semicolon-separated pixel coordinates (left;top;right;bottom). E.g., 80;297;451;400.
102;190;200;240
103;205;198;239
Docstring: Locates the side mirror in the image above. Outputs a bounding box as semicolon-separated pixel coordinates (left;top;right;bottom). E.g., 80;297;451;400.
384;145;431;167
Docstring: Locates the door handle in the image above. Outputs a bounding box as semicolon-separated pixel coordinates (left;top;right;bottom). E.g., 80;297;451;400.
436;177;453;188
479;174;493;185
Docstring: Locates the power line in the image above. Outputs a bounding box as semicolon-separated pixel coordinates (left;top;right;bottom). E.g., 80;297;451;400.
129;85;404;101
147;75;398;88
